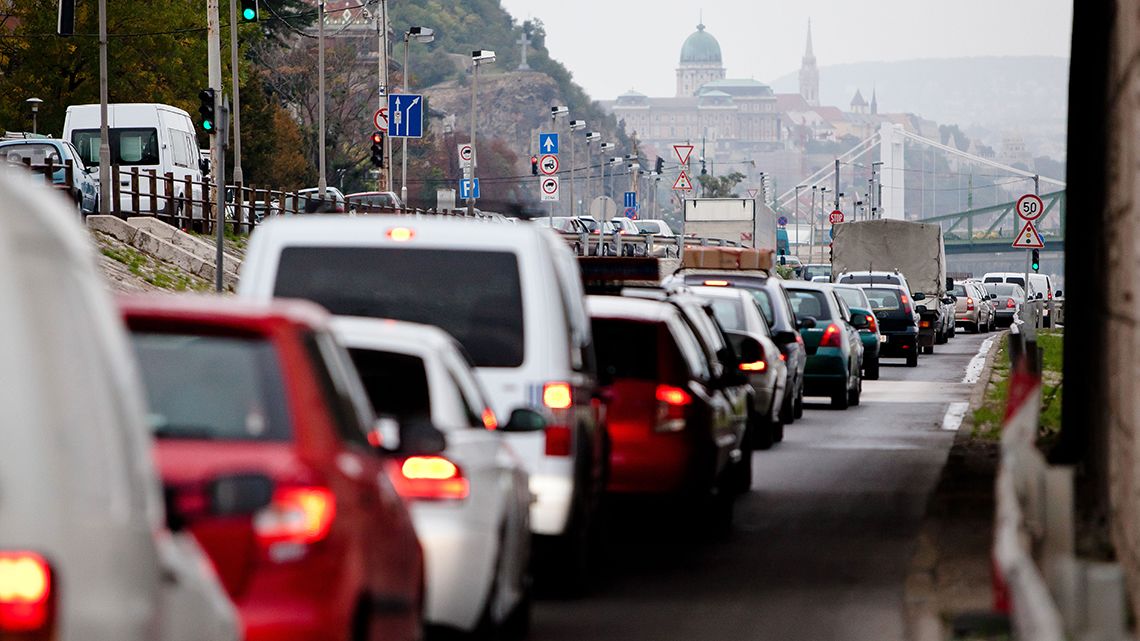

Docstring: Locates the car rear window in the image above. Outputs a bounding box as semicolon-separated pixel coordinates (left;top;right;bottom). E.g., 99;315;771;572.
785;289;833;321
708;298;746;331
833;287;869;310
347;349;431;423
1005;277;1025;288
950;285;968;296
863;288;903;310
1;143;64;166
987;283;1019;296
131;333;291;441
274;247;525;368
591;318;659;383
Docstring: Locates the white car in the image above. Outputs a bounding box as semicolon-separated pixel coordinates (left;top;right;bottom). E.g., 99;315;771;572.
238;216;604;588
331;317;533;636
0;168;242;641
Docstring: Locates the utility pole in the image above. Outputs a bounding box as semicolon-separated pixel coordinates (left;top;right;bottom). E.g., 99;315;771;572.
97;0;110;215
378;0;391;191
833;158;840;211
317;0;327;196
1023;174;1040;324
809;186;817;264
207;0;221;201
228;0;243;224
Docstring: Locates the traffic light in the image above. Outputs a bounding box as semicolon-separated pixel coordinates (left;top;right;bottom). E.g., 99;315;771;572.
655;156;664;174
57;0;75;36
530;155;539;176
240;0;259;22
1031;249;1040;272
198;88;216;133
370;131;384;168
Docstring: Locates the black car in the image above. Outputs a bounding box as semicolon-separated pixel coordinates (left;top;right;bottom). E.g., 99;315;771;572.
669;271;808;422
858;284;920;367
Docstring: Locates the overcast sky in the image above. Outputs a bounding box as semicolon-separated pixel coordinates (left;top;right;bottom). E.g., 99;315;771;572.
498;0;1073;101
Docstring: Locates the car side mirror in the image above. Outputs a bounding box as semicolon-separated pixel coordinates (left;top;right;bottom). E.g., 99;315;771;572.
946;277;955;290
989;293;998;300
1036;292;1044;300
849;313;869;329
912;292;926;301
796;317;817;330
165;472;274;532
502;408;547;433
774;329;799;345
732;335;763;364
396;417;448;456
943;296;954;305
1055;290;1063;297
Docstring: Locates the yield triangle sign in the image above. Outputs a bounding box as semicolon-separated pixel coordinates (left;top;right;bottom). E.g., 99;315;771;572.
747;189;759;199
673;144;694;166
1012;221;1045;248
672;170;694;191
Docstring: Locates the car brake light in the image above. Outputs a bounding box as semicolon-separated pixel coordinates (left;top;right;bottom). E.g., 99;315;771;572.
795;333;804;346
544;425;572;456
778;353;787;362
0;551;53;634
966;297;974;311
386;227;415;241
542;382;575;456
481;408;498;430
393;456;470;501
820;323;842;348
739;359;767;372
655;384;691;432
865;314;878;333
1006;298;1015;309
900;294;909;305
543;382;573;410
254;487;336;550
920;320;931;328
703;280;730;286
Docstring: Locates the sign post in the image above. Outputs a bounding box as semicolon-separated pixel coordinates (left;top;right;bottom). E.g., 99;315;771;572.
1015;185;1043;328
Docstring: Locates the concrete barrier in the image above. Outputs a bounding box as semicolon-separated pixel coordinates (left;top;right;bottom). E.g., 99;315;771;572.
126;216;241;274
86;215;237;290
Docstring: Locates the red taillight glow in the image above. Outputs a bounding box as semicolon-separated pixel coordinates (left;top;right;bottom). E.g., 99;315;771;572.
482;408;498;430
655;384;691;433
778;353;787;362
394;457;470;500
966;297;975;311
920;320;931;328
386;227;415;242
0;552;52;633
543;382;573;410
1007;298;1015;309
655;385;692;406
739;360;767;372
703;280;730;287
254;487;336;547
820;323;842;348
544;426;572;456
865;314;878;333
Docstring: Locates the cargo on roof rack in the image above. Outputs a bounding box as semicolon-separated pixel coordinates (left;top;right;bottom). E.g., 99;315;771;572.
680;246;774;271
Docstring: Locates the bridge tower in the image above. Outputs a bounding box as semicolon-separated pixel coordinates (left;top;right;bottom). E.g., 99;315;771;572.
879;123;906;220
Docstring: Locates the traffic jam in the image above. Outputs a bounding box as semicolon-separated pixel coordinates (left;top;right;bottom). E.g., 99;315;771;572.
2;170;1017;641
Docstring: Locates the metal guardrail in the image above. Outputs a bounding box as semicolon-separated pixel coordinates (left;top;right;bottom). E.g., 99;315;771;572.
555;231;743;258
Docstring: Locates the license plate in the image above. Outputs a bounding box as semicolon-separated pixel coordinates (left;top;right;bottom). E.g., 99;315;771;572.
879;335;887;343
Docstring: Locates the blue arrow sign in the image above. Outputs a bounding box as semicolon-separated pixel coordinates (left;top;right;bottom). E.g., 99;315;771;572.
539;133;559;155
624;191;637;209
459;178;480;200
388;93;424;138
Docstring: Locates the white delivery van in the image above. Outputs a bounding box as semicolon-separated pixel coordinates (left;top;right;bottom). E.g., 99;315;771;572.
63;103;203;215
0;167;245;641
239;216;605;588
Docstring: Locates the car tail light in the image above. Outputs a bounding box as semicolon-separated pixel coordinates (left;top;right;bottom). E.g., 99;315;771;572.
1007;298;1015;309
481;408;498;430
900;294;909;305
865;314;878;333
739;359;767;372
386;226;415;241
254;486;336;551
0;551;53;635
778;353;787;362
920;320;931;328
543;382;574;457
795;332;804;346
393;456;470;501
655;384;691;433
966;297;975;311
820;323;842;348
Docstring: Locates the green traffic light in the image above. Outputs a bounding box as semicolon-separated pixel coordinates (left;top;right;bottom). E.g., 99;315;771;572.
242;7;256;20
203;120;213;131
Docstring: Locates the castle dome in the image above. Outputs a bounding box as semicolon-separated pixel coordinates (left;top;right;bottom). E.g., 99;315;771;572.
680;23;722;65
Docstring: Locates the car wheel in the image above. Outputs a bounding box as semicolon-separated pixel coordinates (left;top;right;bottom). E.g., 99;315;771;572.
794;384;805;419
730;440;753;493
831;383;850;410
907;351;919;367
948;324;956;338
779;388;795;425
848;374;862;406
749;406;774;451
922;344;934;355
773;418;785;442
864;356;880;380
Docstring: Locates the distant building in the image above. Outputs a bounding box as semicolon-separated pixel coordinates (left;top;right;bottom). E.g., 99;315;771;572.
676;23;726;97
799;21;820;107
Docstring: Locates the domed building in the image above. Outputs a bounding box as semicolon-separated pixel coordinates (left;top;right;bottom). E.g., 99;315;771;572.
676;23;726;97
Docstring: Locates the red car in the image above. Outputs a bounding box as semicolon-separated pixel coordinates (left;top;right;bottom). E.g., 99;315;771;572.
120;296;428;641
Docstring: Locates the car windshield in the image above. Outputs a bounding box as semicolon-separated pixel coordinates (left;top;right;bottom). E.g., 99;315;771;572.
950;284;968;296
840;273;902;286
274;247;525;368
802;265;832;281
708;298;746;331
786;289;833;321
863;288;903;310
1;143;65;166
130;332;292;441
834;287;870;310
347;348;432;423
71;127;160;166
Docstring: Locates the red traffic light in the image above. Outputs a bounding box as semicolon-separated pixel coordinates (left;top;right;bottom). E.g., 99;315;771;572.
371;131;384;145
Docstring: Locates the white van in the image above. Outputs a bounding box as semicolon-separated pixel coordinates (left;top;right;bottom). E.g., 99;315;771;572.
63;103;203;215
0;169;242;640
239;216;605;586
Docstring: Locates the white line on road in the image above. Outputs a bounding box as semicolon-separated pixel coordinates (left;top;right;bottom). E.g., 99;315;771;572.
941;401;970;431
961;336;997;384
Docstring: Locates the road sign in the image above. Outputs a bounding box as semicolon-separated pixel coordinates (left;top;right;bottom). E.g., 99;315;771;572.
459;178;480;200
540;154;559;175
623;207;637;219
590;196;617;221
741;232;753;243
777;216;788;226
672;171;693;191
747;189;758;199
829;209;844;225
673;144;694;166
1016;194;1044;222
624;191;637;209
387;93;423;138
1012;221;1045;248
539;133;559;155
541;176;560;201
457;143;474;168
373;108;388;133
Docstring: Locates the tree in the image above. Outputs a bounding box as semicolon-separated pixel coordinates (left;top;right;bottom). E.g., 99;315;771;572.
698;171;746;198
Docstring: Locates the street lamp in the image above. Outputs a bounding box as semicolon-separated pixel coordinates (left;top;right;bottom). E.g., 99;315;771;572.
568;118;585;215
598;142;615;202
25;97;42;135
794;184;807;257
585;132;600;206
400;26;435;205
468;49;495;216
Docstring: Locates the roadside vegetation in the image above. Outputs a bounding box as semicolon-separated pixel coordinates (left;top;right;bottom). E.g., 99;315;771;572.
100;244;212;293
971;329;1063;450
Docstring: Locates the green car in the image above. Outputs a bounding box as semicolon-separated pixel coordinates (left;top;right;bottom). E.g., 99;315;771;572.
832;284;882;380
781;282;865;409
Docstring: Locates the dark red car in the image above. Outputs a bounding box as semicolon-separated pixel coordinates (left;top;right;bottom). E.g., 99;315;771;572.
120;296;427;641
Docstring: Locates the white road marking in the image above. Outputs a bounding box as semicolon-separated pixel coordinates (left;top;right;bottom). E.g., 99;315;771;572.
961;336;997;384
941;401;970;431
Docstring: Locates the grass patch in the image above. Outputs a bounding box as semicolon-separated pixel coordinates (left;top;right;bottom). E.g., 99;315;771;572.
101;244;211;292
971;330;1063;451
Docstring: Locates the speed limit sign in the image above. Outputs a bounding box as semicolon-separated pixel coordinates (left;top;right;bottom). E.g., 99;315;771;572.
1016;194;1044;222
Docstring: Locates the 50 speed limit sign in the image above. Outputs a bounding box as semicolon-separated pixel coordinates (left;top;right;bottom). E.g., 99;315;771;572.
1016;194;1044;222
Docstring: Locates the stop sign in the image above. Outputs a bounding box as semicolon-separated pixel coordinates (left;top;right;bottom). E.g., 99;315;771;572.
829;210;844;225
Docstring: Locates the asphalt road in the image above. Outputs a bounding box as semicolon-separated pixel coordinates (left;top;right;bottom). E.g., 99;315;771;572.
532;332;993;641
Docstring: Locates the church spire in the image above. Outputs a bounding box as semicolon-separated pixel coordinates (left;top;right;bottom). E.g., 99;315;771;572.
871;86;878;115
804;19;815;62
799;19;820;107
